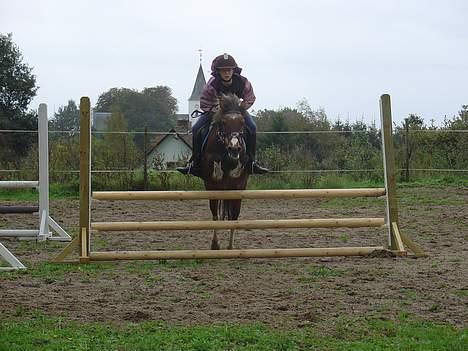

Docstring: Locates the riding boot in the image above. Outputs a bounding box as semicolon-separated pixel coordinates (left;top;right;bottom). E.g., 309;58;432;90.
245;129;269;175
177;130;202;177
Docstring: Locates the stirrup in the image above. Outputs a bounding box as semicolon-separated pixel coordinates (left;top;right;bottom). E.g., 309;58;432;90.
250;161;269;175
177;162;202;177
176;162;193;175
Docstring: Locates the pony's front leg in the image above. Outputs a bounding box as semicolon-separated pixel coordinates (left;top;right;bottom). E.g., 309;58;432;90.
209;200;220;250
211;229;220;250
228;229;234;250
227;200;242;250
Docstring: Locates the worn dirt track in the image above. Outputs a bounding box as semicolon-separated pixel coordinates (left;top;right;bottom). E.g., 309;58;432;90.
1;186;467;328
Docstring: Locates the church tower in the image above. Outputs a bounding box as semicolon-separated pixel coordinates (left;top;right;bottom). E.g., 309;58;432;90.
188;51;206;126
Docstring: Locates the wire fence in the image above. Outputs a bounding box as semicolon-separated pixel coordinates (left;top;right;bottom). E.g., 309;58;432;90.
1;128;467;190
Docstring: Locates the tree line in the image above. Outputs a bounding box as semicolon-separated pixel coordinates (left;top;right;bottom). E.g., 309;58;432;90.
1;32;467;189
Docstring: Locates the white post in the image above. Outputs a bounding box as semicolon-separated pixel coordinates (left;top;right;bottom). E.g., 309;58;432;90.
38;104;50;239
0;243;26;270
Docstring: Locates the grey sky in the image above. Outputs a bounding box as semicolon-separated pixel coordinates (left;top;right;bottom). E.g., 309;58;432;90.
1;0;467;126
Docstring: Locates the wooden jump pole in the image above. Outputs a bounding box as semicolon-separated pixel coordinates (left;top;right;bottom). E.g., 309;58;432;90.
89;246;386;261
92;188;386;201
91;217;385;232
53;94;425;264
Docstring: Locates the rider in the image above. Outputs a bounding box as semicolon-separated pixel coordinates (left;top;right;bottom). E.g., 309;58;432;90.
177;53;269;177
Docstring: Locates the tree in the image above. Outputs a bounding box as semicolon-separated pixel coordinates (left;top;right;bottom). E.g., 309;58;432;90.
49;100;80;133
94;86;177;149
93;109;140;188
254;102;336;172
0;33;37;118
0;33;38;165
450;105;468;130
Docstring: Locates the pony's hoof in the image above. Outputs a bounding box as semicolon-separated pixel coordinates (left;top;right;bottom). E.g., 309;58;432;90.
211;241;220;250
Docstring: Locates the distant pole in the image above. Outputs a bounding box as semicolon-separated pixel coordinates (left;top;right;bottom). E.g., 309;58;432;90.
143;126;148;190
405;118;410;182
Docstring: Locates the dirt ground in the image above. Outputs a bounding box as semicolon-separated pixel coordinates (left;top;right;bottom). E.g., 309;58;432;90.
1;186;467;329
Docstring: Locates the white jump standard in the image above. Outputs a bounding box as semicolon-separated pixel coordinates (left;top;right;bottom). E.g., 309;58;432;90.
0;104;71;271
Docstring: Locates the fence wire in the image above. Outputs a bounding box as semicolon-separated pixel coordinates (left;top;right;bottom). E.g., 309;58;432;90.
1;129;467;189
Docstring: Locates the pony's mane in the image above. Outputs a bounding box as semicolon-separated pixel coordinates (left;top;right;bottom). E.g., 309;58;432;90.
212;93;243;123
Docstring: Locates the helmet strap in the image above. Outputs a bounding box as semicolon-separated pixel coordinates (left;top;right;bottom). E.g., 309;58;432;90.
221;77;233;85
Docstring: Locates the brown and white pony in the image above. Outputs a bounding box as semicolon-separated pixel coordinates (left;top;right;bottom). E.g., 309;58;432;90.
200;94;250;249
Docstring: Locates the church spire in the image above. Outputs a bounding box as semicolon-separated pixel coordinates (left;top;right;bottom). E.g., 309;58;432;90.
189;54;206;101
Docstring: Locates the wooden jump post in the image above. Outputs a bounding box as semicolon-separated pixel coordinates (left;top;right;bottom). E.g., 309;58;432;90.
54;94;425;264
1;104;71;271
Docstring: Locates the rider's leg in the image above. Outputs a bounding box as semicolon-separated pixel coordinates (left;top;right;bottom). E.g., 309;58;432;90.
244;112;269;174
177;112;210;176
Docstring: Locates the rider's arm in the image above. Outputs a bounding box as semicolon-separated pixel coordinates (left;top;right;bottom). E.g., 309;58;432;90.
241;79;256;110
200;78;218;112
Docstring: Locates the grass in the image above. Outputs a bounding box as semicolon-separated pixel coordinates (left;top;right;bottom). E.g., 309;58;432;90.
0;261;114;282
0;175;466;201
0;183;78;201
454;289;468;297
301;265;346;281
0;313;466;351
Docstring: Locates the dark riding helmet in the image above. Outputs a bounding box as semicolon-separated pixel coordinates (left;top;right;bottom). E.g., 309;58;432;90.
211;53;242;75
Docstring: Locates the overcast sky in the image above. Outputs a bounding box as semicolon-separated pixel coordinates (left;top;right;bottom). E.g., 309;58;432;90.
1;0;467;126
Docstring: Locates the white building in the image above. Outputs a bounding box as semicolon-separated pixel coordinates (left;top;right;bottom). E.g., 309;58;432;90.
146;63;207;166
188;63;207;126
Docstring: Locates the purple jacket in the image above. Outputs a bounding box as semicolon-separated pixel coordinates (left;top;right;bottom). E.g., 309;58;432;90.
200;73;256;112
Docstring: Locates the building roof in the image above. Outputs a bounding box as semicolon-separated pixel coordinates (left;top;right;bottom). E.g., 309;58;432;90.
147;128;192;156
189;64;206;100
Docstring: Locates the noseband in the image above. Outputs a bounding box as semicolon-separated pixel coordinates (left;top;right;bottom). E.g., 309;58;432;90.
215;112;246;154
217;129;245;147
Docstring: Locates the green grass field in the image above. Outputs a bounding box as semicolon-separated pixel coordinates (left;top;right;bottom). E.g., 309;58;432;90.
1;313;466;351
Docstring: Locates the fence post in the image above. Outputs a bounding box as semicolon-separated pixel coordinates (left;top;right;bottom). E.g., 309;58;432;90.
380;94;399;250
79;97;91;262
143;126;148;190
405;118;410;182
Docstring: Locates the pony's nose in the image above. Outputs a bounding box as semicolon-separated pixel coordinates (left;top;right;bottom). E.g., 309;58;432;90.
227;144;241;155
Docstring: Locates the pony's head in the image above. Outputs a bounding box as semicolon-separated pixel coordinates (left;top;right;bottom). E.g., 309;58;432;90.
213;94;246;161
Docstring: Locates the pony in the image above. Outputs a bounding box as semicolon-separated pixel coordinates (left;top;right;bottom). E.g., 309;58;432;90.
200;94;250;250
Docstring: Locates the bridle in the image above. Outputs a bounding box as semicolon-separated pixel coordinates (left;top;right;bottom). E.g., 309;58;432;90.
215;112;246;159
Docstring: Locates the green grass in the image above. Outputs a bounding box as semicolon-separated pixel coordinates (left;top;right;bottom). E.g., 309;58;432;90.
0;183;78;201
0;262;114;282
0;176;466;201
397;175;468;188
299;265;346;283
454;289;468;297
0;314;466;351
